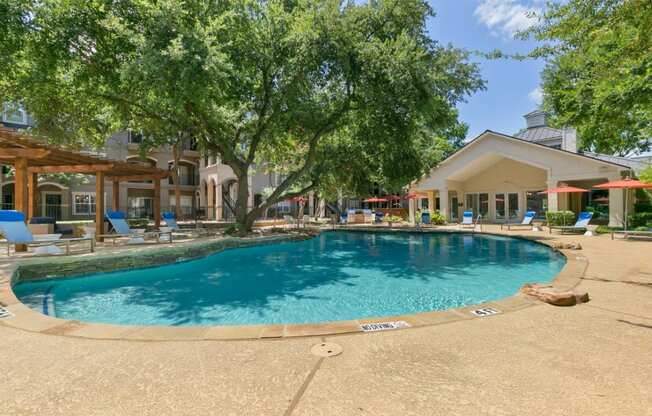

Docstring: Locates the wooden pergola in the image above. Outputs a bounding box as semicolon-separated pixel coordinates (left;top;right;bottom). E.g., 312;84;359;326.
0;128;169;242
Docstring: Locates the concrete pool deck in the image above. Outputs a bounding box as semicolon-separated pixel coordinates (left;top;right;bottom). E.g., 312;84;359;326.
1;225;651;415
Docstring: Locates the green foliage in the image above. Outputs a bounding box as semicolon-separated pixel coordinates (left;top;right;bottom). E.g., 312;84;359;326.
628;212;652;228
595;225;621;234
641;166;652;184
126;219;149;229
384;214;403;224
525;0;652;155
546;211;576;226
1;0;483;230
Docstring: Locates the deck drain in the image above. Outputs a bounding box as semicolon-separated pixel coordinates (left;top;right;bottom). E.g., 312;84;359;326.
0;306;14;319
311;342;342;357
470;307;501;317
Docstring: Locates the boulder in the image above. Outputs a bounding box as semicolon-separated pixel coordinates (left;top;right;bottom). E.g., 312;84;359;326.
550;242;582;250
519;283;589;306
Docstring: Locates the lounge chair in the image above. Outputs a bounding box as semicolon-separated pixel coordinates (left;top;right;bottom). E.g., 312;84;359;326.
501;211;536;230
362;209;374;224
460;211;475;228
421;211;431;225
283;215;297;228
161;212;211;237
339;212;348;224
549;212;593;234
99;211;172;244
0;210;94;256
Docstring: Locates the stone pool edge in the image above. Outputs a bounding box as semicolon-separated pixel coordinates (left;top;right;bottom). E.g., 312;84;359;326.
0;229;586;342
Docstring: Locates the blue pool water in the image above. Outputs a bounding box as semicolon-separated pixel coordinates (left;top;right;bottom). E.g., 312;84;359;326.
13;232;565;326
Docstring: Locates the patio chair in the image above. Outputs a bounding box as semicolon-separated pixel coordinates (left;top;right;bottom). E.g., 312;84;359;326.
549;212;593;234
100;211;172;245
339;212;348;224
421;211;431;225
611;228;652;240
161;212;211;238
460;211;474;228
0;210;94;256
283;215;297;228
375;212;384;224
501;211;536;231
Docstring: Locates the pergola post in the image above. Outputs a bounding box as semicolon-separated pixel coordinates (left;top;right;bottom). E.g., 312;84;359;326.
14;158;29;252
28;172;38;220
95;171;105;242
154;177;161;228
112;180;120;211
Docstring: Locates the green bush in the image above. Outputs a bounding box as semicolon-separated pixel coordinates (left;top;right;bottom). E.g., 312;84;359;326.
415;210;446;225
545;211;576;226
627;212;652;228
595;225;621;234
127;219;149;229
384;214;403;223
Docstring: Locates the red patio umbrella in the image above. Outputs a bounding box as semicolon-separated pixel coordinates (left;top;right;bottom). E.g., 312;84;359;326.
363;197;388;203
539;184;589;227
594;178;652;231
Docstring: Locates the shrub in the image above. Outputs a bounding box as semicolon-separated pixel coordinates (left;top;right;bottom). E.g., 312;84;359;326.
545;211;576;226
384;214;403;223
595;225;621;234
127;219;149;229
627;212;652;228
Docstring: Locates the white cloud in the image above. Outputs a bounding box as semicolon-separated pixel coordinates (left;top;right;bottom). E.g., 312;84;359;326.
474;0;542;39
528;86;543;104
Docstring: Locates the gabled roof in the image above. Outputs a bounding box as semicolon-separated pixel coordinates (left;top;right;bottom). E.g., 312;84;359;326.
437;130;630;170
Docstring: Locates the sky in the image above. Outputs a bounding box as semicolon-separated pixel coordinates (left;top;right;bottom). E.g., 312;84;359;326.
426;0;547;139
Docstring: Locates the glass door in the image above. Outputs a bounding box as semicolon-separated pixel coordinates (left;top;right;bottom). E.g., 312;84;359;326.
479;193;489;218
450;196;459;221
44;193;63;220
508;193;519;221
465;193;489;218
495;193;506;221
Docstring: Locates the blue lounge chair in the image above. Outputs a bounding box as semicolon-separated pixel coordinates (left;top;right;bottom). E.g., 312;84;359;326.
460;211;474;228
339;212;348;224
421;211;431;225
501;211;536;230
0;210;94;255
549;212;593;234
101;211;172;244
375;212;384;223
162;212;211;237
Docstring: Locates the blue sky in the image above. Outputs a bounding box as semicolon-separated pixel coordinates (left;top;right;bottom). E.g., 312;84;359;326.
426;0;546;139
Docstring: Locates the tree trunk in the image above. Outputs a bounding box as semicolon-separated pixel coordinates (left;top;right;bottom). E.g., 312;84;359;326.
173;142;182;219
234;169;255;233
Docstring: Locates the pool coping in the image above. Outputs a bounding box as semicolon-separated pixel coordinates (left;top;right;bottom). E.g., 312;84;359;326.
0;228;587;342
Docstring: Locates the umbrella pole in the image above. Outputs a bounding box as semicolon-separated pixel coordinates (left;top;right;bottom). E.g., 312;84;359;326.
624;188;628;232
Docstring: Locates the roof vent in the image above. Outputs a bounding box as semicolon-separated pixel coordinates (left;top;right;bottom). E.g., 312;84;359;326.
524;109;548;128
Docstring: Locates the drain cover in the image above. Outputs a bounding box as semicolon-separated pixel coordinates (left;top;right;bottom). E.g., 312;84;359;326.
0;306;13;319
310;342;342;357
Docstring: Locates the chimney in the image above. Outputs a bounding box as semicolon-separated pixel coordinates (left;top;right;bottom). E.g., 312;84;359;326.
562;127;577;153
524;110;547;128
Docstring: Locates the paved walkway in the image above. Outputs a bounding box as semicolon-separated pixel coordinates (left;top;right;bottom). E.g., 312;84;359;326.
2;226;651;415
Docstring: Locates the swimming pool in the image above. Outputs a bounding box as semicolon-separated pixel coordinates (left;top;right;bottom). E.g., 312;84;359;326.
13;231;565;326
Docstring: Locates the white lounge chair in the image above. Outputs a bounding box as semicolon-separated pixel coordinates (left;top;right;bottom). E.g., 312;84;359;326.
283;215;297;228
549;212;593;234
460;211;474;228
0;210;94;255
501;211;536;230
100;211;172;244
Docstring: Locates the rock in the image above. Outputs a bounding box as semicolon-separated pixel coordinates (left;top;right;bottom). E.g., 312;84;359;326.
519;283;589;306
550;242;582;250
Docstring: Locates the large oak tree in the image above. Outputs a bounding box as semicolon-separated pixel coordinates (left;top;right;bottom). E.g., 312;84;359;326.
1;0;484;231
526;0;651;155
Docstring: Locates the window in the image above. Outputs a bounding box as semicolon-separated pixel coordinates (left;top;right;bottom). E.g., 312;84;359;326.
2;102;27;125
465;193;489;217
73;192;96;215
526;191;548;219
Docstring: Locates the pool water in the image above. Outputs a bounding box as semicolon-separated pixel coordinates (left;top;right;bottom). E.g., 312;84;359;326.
13;232;565;326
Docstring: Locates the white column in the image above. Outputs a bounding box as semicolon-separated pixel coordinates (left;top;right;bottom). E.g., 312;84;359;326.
546;180;558;212
215;183;223;220
427;190;435;212
608;188;624;227
439;188;449;221
308;191;315;216
408;198;416;224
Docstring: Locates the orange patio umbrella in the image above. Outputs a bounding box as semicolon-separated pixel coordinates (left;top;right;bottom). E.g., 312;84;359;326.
594;178;652;231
